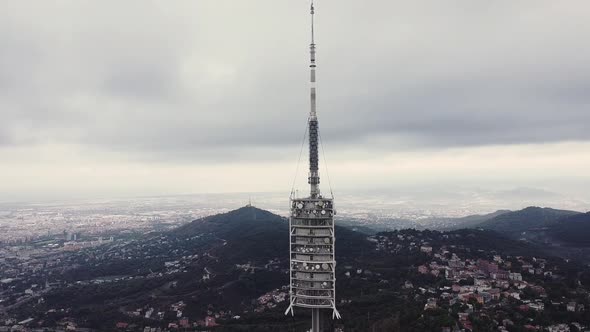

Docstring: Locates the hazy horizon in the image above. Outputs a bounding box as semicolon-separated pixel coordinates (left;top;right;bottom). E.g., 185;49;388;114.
2;185;589;219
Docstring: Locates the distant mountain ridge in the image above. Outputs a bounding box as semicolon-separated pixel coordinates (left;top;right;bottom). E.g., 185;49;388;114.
436;209;511;230
474;206;579;235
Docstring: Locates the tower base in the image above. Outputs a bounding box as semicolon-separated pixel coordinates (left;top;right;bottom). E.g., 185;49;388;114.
311;308;331;332
311;308;321;332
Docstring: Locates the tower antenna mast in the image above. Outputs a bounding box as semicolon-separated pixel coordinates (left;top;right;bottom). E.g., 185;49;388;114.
308;0;320;198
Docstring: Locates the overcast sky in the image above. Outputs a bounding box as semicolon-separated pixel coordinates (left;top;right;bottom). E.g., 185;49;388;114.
1;0;590;202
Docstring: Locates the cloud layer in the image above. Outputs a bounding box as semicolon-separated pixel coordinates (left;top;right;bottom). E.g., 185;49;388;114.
1;0;589;199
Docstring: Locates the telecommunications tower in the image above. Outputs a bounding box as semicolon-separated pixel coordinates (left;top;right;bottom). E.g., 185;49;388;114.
285;2;340;331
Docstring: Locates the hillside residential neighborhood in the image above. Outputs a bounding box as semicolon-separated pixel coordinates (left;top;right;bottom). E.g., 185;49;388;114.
372;231;590;331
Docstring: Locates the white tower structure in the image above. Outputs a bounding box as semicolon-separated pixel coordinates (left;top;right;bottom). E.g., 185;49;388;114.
285;2;340;330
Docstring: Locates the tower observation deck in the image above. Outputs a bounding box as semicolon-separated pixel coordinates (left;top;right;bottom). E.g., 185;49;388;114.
285;2;340;330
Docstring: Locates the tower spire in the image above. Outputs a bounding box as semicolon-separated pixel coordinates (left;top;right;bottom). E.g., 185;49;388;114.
308;0;320;198
311;1;315;44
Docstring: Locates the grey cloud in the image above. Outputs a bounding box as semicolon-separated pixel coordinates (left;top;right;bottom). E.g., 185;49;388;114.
102;64;177;101
1;0;590;161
